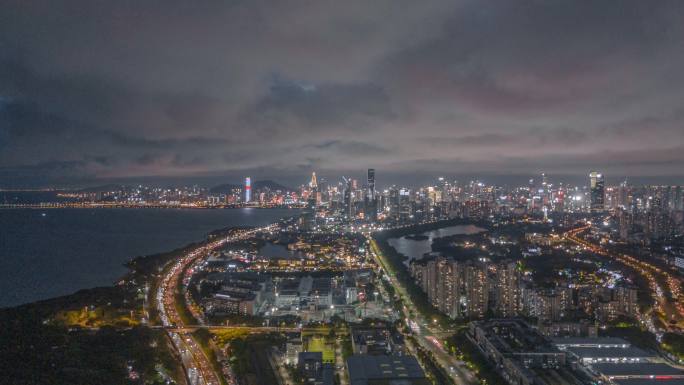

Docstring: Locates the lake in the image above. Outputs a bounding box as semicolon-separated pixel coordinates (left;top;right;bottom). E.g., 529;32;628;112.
258;242;305;259
0;208;299;307
387;224;486;264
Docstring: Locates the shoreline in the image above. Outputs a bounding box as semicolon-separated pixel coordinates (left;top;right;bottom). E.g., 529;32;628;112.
1;216;475;311
1;210;301;311
0;208;302;308
0;225;245;312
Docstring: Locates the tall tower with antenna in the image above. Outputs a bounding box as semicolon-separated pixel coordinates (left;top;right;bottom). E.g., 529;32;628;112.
310;172;318;190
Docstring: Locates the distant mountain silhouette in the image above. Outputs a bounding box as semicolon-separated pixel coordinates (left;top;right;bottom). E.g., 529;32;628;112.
209;180;293;194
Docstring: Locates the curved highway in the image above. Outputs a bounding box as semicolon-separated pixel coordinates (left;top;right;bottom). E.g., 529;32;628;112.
156;225;276;385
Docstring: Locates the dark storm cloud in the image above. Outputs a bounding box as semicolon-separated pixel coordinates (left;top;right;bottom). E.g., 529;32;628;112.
109;133;231;149
419;127;590;150
387;145;684;177
307;140;391;156
238;80;394;138
0;100;71;138
379;1;682;111
0;160;94;187
1;0;684;186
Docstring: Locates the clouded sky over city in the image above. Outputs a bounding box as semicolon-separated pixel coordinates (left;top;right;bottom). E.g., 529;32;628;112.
1;0;684;187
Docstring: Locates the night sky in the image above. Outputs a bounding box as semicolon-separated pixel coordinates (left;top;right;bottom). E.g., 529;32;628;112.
1;1;684;187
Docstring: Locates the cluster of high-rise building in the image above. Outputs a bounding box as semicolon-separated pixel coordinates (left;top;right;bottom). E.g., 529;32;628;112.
610;183;684;242
302;171;505;227
407;255;639;324
300;169;379;222
48;170;683;240
520;285;638;324
409;257;518;319
299;169;684;241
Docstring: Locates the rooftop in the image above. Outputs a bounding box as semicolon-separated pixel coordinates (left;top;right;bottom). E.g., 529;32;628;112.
566;346;654;360
346;355;429;385
214;290;256;301
474;319;560;354
552;337;630;347
591;362;684;376
299;351;323;362
614;379;684;385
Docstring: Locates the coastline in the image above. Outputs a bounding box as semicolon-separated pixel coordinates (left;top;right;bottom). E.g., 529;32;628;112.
0;218;292;385
0;224;246;313
0;207;301;308
1;216;467;313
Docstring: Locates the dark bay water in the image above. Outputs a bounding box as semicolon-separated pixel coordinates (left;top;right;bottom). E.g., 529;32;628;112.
387;224;486;264
0;208;299;307
0;190;75;204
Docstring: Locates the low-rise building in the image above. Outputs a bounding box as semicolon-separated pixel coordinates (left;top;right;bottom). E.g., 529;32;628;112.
590;362;684;382
350;327;391;356
551;337;628;349
552;337;684;383
564;346;654;365
298;352;333;385
553;336;655;364
538;320;598;338
205;291;256;315
469;319;579;385
346;355;429;385
286;333;303;365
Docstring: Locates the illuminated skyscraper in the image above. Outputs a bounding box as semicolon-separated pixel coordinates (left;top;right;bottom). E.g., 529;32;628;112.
494;261;520;317
413;257;488;319
245;177;251;203
310;172;318;190
463;261;489;318
308;172;319;208
589;171;604;212
424;257;461;318
342;177;353;220
366;168;377;222
367;169;375;201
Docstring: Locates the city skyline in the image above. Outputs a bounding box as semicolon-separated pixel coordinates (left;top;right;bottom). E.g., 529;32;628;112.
2;1;684;187
2;168;683;191
4;3;684;385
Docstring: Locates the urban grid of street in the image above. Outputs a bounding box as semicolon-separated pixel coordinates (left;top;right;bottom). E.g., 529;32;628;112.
154;219;684;385
153;219;478;385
